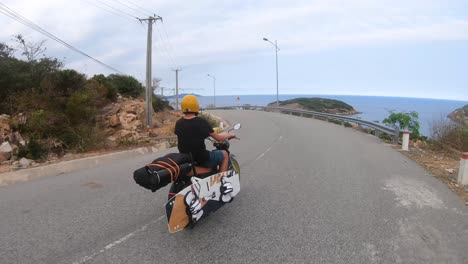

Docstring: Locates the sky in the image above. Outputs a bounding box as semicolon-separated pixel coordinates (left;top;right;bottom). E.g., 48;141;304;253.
1;0;467;101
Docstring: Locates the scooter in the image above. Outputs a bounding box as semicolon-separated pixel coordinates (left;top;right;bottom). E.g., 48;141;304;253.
165;123;242;233
167;123;241;199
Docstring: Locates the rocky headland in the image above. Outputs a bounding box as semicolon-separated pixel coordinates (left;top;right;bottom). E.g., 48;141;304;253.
268;97;359;115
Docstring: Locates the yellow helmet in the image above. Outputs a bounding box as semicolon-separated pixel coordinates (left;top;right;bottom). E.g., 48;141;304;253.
180;95;200;113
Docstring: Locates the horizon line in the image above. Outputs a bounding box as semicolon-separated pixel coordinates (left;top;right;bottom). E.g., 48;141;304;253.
189;93;468;102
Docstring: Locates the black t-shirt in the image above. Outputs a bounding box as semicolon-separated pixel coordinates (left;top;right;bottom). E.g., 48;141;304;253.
175;117;214;164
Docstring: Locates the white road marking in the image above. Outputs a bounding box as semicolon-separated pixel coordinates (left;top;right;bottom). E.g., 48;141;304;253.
255;146;273;161
254;153;265;161
72;215;165;264
254;136;282;161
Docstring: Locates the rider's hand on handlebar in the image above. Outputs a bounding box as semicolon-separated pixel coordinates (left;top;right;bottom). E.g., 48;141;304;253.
227;133;236;140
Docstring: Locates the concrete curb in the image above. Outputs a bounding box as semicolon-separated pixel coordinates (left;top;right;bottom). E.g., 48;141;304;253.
0;143;169;187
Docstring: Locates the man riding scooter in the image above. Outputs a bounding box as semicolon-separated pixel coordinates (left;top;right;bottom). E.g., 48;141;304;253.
174;95;236;216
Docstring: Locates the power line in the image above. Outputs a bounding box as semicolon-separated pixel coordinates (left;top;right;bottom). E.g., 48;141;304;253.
154;23;178;68
160;21;180;66
81;0;136;22
0;3;125;74
118;0;154;16
153;29;177;69
92;0;138;20
106;0;151;17
92;0;180;69
87;0;181;72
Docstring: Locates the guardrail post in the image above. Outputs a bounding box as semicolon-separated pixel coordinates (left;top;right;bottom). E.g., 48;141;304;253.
375;130;380;138
458;153;468;185
402;130;410;151
392;127;399;145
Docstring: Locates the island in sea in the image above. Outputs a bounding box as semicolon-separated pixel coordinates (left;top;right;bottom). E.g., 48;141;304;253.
268;97;359;115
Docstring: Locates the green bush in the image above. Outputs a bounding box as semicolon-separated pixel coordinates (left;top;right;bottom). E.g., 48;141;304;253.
152;95;174;112
90;74;117;101
66;88;97;126
383;111;420;139
17;137;47;160
107;74;144;98
1;36;150;156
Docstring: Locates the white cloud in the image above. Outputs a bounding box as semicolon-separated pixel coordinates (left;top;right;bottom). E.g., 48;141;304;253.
1;0;467;98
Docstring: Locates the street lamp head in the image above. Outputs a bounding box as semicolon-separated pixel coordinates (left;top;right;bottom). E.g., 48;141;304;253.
263;37;269;41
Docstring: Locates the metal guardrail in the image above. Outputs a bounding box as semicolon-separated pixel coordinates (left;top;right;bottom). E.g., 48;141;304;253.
203;106;400;144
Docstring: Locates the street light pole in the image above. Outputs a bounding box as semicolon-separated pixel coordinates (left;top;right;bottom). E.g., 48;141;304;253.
207;74;216;108
263;37;280;107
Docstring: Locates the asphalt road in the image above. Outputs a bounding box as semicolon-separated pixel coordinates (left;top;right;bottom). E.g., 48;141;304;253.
0;110;467;264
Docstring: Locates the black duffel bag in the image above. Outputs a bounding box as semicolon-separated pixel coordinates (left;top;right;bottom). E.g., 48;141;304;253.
133;153;192;192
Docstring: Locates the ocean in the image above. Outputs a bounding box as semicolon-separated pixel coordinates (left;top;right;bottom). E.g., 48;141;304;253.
191;94;467;137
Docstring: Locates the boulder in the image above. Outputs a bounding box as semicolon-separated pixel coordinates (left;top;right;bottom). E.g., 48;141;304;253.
117;130;133;139
19;157;33;167
133;120;143;130
123;104;138;115
125;113;137;123
109;114;121;127
0;142;13;153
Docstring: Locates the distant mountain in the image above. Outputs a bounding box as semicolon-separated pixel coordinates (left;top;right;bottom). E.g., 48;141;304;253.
268;97;359;115
448;104;468;125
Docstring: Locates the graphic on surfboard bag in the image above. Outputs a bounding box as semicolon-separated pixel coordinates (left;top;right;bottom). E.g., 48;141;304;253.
165;168;240;233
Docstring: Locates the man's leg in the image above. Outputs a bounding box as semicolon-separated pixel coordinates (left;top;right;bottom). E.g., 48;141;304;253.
219;150;229;172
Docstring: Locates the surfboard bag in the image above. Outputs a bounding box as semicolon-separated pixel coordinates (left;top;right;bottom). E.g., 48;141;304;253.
133;153;192;192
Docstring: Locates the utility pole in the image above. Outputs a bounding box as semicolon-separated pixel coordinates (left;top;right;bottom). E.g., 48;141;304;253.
139;15;162;127
207;74;216;108
173;68;181;110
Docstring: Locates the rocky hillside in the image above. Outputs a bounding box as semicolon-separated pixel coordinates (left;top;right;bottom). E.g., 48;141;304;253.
268;97;359;115
99;96;180;147
0;96;180;169
448;104;468;126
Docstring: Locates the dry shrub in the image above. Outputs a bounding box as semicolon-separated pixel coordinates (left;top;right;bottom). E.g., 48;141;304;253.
430;116;463;151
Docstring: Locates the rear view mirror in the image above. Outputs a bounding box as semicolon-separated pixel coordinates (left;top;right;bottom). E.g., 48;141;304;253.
233;123;241;130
